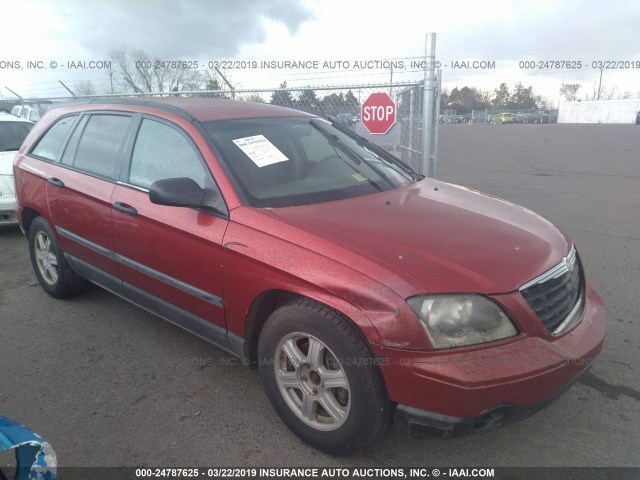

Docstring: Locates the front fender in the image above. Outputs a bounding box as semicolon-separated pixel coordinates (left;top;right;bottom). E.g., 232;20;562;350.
222;220;430;350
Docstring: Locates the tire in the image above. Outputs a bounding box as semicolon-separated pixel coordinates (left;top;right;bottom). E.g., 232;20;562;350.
28;216;87;298
258;298;390;455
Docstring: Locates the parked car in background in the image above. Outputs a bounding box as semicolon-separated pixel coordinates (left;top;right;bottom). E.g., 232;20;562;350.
0;112;33;225
334;113;353;127
14;98;605;455
439;114;464;124
469;112;490;123
524;112;539;123
538;112;551;124
525;111;556;124
10;105;46;123
636;111;640;124
513;113;528;124
491;112;514;124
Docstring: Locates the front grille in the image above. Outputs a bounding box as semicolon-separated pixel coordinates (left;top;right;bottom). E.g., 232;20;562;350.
520;246;584;333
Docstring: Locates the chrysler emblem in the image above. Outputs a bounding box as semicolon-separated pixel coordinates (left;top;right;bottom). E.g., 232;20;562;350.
563;255;575;272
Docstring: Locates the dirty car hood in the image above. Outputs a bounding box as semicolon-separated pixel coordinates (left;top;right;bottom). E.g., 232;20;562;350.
270;179;570;295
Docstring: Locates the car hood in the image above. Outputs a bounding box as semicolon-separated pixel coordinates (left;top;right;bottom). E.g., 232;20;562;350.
268;179;570;296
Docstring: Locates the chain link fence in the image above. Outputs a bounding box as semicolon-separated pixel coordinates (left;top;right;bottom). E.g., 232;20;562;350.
6;82;428;172
443;108;560;125
170;83;427;171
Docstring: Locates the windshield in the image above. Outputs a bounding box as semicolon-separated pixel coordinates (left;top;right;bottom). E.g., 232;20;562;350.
0;121;33;152
204;117;417;207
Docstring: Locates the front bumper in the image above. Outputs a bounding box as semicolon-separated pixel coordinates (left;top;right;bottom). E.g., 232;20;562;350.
372;284;606;437
393;365;590;438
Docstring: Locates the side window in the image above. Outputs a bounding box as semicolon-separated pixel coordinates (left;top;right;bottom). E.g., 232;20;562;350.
30;115;78;161
61;116;88;165
129;119;206;189
73;114;131;179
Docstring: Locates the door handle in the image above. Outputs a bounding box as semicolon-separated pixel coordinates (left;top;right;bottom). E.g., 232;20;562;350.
47;177;65;188
112;202;138;216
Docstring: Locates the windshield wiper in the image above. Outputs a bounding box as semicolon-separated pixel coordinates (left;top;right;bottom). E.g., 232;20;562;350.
310;120;396;188
309;121;383;191
328;146;383;192
327;120;423;182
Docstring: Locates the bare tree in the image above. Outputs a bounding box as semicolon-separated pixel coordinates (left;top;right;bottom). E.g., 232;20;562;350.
109;48;145;93
602;85;618;100
559;83;581;101
585;81;618;101
201;69;234;98
73;80;97;96
108;47;204;94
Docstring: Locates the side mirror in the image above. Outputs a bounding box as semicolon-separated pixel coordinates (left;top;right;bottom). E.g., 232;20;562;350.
149;177;206;208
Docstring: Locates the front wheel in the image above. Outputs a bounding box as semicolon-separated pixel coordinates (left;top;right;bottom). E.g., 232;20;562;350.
258;299;390;455
28;216;87;298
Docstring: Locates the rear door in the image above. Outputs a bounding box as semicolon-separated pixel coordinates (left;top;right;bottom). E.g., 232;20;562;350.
111;116;229;344
40;112;134;293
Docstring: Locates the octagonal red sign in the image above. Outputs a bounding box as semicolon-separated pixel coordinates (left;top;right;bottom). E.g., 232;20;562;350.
361;92;396;134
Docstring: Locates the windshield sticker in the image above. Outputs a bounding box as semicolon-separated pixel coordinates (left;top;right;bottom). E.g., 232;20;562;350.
352;172;369;182
232;135;289;168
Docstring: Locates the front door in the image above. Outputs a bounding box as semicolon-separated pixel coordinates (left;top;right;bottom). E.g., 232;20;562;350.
111;116;229;344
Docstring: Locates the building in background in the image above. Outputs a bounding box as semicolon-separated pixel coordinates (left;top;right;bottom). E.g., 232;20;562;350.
558;99;640;124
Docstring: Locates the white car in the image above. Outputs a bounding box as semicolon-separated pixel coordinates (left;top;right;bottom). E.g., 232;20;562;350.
0;112;33;225
10;105;43;123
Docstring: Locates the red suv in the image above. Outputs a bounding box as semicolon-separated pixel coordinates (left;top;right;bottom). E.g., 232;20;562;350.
13;98;606;455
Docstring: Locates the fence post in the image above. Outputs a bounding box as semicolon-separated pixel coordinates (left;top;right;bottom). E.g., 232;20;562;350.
421;32;437;178
432;68;442;177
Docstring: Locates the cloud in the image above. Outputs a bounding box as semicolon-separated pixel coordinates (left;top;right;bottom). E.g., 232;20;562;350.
52;0;315;58
440;0;640;62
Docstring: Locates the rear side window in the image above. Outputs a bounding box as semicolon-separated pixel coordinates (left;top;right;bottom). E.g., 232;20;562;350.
73;114;131;179
129;118;206;189
30;115;78;161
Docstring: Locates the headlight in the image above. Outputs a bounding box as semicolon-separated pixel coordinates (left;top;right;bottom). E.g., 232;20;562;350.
406;294;517;349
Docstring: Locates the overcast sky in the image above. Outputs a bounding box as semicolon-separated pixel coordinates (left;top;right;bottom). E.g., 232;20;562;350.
1;0;639;102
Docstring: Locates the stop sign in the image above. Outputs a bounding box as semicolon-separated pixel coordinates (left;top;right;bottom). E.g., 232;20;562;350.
361;92;396;134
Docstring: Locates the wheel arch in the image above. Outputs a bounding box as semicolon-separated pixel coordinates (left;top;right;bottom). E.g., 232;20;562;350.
242;289;376;365
21;206;43;235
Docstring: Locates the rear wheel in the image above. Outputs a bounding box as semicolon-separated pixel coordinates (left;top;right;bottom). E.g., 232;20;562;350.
258;298;390;455
28;216;87;298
